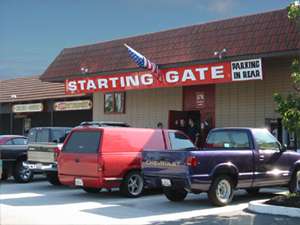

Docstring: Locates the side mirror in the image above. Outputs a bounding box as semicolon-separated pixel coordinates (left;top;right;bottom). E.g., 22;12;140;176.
280;144;287;152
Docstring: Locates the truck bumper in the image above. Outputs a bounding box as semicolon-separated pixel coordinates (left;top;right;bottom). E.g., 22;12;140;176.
0;159;2;179
58;174;121;189
144;175;211;192
24;162;57;172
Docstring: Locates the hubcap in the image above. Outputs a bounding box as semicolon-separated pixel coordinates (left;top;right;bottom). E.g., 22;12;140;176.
20;163;32;180
216;179;231;203
128;174;143;196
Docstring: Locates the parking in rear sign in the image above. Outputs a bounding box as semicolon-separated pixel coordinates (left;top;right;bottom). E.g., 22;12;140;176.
231;58;262;81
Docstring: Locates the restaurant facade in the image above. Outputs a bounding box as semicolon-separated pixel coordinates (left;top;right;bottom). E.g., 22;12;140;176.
40;9;299;148
0;76;92;135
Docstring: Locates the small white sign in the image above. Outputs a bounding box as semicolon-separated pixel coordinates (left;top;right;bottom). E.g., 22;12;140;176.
231;58;263;81
54;100;93;111
12;103;43;113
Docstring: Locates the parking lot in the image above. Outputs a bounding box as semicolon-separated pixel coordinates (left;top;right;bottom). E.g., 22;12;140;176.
1;177;300;225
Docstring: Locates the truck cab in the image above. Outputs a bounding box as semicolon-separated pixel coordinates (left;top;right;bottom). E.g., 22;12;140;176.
142;128;300;206
26;127;71;185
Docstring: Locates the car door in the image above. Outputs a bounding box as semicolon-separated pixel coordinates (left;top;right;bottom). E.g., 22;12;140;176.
0;137;27;160
252;129;292;186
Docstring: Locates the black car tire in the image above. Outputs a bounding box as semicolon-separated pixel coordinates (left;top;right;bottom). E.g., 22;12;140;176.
164;188;188;202
121;171;144;198
82;187;102;193
13;161;34;183
46;172;61;186
246;188;260;195
208;175;234;206
1;170;9;181
289;169;300;193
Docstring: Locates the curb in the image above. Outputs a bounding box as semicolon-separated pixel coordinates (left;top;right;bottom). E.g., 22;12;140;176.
248;200;300;218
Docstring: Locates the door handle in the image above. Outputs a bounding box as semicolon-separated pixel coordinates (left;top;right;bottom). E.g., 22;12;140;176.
75;158;80;163
259;155;265;161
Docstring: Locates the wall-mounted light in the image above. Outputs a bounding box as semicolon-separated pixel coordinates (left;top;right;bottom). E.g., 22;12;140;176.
214;48;227;60
10;94;17;99
81;67;89;73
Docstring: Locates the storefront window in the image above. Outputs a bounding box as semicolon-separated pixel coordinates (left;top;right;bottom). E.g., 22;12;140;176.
104;92;125;114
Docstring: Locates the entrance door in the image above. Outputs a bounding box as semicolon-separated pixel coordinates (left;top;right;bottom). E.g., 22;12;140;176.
169;110;201;145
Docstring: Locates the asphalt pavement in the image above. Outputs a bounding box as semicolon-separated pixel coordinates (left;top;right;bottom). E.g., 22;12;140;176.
1;176;300;225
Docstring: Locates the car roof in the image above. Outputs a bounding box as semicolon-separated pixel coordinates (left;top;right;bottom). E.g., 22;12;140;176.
211;127;267;132
79;121;130;127
30;127;72;130
0;135;26;144
0;135;26;139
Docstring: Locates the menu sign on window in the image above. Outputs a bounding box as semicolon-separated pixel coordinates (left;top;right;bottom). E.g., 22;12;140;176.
54;100;93;111
12;103;43;113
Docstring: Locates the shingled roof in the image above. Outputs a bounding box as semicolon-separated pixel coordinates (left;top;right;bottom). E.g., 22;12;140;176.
41;9;300;82
0;76;85;103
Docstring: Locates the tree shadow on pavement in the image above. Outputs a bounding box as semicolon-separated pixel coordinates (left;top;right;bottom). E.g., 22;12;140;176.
149;210;300;225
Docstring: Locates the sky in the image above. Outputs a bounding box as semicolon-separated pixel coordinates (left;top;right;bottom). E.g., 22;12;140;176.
0;0;291;80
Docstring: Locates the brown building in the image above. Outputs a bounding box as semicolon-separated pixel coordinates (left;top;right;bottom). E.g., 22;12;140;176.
37;9;299;148
0;76;92;135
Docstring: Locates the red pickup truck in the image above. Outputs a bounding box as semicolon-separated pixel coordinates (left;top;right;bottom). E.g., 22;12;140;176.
57;125;194;197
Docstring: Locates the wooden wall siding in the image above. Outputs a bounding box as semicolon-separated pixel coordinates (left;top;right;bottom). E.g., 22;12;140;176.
215;58;294;127
93;87;183;128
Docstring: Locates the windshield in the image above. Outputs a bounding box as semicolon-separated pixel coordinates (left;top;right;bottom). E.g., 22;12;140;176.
252;129;281;151
206;130;251;149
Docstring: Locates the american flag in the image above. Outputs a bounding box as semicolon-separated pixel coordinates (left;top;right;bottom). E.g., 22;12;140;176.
124;44;159;75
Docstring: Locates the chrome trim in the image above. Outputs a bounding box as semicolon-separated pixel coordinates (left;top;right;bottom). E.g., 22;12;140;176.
104;177;123;181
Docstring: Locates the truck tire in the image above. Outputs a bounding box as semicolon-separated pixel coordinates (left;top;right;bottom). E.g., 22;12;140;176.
163;188;187;202
121;171;144;198
289;170;300;193
1;170;9;181
246;188;260;195
82;187;102;193
13;161;33;183
46;172;61;186
208;175;234;206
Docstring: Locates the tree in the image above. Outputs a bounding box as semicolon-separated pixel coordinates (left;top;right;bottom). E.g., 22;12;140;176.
274;1;300;147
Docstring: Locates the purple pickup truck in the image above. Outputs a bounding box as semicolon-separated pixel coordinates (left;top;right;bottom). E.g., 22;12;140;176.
142;128;300;206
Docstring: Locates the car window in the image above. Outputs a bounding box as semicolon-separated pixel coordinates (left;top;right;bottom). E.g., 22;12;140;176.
51;130;66;143
28;129;37;143
252;129;281;151
63;131;101;153
13;138;28;145
5;140;13;145
36;129;49;143
206;130;251;149
169;132;195;150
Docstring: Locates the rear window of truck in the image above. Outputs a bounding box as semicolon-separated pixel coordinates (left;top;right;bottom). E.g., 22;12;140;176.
63;131;101;153
206;130;251;149
169;132;195;150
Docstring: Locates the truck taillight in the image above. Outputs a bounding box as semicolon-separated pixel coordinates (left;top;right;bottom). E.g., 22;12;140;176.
53;147;60;161
186;156;198;168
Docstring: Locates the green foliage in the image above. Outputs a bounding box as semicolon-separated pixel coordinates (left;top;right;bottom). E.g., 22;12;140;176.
273;3;300;137
288;1;300;20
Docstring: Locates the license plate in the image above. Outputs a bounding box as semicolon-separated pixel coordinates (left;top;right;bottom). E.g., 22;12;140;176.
161;178;171;187
75;178;83;186
35;163;43;170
